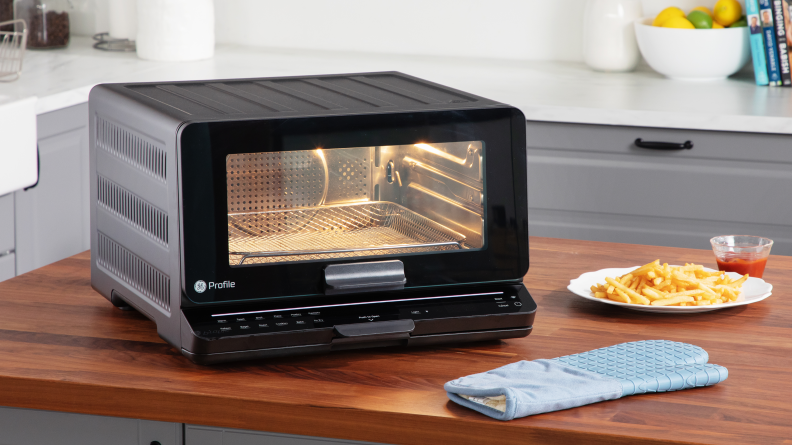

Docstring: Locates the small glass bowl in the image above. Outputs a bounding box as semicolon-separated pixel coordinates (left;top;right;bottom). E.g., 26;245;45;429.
710;235;773;278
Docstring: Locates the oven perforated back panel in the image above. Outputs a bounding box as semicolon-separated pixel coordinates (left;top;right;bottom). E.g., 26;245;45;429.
226;151;328;212
323;147;372;205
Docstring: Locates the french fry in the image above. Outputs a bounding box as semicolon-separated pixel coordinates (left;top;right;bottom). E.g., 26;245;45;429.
590;260;748;307
663;289;704;299
608;291;630;303
651;295;695;306
605;277;648;304
641;287;664;301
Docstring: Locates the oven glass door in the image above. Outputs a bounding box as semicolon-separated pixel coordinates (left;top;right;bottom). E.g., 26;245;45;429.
226;141;485;267
180;108;527;303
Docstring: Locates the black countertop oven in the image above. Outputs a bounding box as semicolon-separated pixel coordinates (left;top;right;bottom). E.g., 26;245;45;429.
89;72;535;364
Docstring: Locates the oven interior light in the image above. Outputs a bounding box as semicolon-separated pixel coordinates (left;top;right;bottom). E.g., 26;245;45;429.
414;143;467;165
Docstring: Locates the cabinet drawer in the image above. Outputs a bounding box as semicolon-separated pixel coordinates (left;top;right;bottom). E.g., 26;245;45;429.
527;153;792;226
0;193;13;252
526;121;792;254
0;253;14;282
527;121;792;164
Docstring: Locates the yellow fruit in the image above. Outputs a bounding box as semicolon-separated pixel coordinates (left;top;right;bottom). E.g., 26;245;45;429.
653;7;686;26
690;6;714;18
713;0;742;26
712;21;724;29
661;16;696;29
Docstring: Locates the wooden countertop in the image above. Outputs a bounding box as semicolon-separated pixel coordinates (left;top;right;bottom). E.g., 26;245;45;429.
0;237;789;444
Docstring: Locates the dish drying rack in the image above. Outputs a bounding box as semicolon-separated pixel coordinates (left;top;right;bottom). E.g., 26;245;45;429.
228;202;467;265
0;20;26;82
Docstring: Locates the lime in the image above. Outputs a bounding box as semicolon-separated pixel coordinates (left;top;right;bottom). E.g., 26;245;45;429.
661;17;696;29
729;16;747;27
690;6;714;18
687;10;713;29
653;7;686;26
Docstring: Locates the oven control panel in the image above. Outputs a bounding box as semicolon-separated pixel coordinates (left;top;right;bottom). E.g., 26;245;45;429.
186;285;534;339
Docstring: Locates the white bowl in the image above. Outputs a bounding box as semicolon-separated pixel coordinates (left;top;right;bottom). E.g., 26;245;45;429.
634;18;750;81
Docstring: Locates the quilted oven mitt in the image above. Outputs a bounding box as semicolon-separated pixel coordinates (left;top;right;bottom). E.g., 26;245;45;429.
445;340;727;421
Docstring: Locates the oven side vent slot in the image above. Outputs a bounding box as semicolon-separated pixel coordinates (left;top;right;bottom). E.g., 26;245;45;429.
96;117;167;181
97;176;169;246
97;232;170;312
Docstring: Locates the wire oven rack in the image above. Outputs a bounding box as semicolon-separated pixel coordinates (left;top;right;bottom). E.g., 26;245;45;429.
0;20;27;82
228;202;466;265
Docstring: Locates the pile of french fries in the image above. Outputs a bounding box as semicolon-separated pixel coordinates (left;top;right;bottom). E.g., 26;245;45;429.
590;260;748;307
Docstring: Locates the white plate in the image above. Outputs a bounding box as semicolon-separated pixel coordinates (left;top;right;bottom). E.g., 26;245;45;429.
567;267;773;313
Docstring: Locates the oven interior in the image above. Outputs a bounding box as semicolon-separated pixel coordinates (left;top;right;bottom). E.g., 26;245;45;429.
226;141;485;266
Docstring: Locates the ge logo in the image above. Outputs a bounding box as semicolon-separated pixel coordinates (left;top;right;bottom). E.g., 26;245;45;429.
194;280;207;293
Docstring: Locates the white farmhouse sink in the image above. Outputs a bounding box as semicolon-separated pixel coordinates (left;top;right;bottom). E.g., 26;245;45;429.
0;96;37;196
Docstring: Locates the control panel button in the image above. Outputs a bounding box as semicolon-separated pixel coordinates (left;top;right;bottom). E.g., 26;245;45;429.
308;311;321;315
216;319;228;324
235;317;246;322
220;327;232;332
514;302;522;307
291;313;302;317
239;324;252;330
254;316;265;321
275;322;289;327
295;320;307;326
258;323;269;328
273;315;283;318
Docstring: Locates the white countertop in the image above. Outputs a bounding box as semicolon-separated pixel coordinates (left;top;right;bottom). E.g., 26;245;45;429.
4;36;792;134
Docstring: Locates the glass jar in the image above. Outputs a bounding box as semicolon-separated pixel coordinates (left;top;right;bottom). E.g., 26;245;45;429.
14;0;70;49
0;0;13;32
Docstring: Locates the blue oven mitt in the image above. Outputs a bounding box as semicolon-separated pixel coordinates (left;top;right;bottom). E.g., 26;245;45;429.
445;340;727;421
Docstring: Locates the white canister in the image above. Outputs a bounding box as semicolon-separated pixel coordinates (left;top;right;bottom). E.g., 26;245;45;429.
136;0;215;62
582;0;643;72
109;0;137;40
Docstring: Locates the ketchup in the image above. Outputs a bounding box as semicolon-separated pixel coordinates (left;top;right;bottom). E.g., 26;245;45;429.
716;257;767;278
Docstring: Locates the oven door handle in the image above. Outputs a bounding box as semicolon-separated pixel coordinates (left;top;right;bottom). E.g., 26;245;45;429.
333;319;415;344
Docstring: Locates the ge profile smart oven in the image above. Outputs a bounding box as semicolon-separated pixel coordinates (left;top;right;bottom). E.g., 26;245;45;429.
89;72;535;364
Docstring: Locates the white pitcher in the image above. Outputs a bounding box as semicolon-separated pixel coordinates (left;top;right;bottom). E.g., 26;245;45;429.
583;0;643;72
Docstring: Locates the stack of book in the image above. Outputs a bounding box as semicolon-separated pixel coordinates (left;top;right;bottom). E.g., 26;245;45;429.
748;0;792;85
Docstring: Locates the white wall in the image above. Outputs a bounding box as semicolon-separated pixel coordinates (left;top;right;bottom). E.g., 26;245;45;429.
212;0;744;62
76;0;744;62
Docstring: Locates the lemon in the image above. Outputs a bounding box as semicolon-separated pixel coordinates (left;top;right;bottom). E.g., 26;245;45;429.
687;10;713;29
690;6;714;18
714;0;742;27
712;21;724;29
661;16;696;29
653;7;686;26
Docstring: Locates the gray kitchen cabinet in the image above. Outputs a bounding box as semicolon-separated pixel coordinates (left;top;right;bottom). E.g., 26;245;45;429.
526;121;792;255
0;193;14;280
0;406;181;445
14;103;90;275
185;425;389;445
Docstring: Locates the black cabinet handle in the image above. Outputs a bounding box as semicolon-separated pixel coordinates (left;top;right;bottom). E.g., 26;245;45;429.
634;138;693;150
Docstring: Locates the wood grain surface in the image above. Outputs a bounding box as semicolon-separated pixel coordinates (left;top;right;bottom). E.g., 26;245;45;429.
0;237;789;445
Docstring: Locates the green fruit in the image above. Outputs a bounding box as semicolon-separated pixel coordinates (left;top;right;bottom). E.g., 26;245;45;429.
687;10;713;29
729;16;747;27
